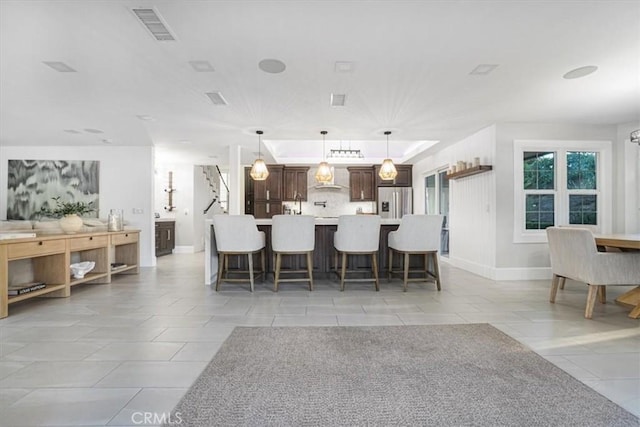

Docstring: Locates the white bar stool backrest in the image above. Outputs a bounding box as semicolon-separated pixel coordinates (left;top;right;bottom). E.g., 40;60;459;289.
272;215;315;253
334;215;381;253
388;214;443;252
212;214;265;252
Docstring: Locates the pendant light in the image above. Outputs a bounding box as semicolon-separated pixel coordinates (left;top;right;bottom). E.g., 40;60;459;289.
250;130;269;181
315;130;333;183
378;131;397;180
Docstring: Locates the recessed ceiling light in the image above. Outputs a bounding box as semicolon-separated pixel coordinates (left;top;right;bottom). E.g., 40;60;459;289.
330;93;346;107
205;91;228;106
132;8;176;41
84;128;104;134
189;60;215;72
470;64;499;75
563;65;598;79
258;59;286;74
43;61;76;72
335;61;354;73
64;129;81;134
136;115;155;121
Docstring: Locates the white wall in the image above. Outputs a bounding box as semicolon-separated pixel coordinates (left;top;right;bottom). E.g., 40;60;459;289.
618;122;640;233
494;123;618;273
413;125;496;277
0;146;155;267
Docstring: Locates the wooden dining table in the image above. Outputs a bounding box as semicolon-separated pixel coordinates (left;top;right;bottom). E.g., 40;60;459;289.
594;234;640;318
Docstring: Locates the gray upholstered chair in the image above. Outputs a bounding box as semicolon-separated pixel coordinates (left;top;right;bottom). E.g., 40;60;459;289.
212;215;265;292
388;214;443;292
334;215;381;291
546;226;640;319
271;215;315;291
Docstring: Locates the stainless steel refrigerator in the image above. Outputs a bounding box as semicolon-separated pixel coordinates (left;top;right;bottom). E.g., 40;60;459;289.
377;187;413;219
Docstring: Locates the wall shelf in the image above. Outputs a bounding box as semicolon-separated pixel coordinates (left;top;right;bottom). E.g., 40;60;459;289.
447;165;492;180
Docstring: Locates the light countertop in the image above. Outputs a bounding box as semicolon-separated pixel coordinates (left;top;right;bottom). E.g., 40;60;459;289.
205;217;401;226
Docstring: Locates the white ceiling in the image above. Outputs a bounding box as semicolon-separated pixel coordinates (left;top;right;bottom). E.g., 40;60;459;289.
1;1;638;165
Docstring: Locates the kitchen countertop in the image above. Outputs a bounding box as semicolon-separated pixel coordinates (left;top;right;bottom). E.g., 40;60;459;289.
205;217;401;226
155;218;176;222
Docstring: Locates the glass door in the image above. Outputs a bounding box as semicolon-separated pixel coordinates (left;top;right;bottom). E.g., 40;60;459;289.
424;169;450;255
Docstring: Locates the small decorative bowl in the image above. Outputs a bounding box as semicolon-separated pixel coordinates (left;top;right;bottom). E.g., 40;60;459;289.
70;261;95;279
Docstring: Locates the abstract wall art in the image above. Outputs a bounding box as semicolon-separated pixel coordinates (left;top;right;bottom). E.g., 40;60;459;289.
7;160;100;220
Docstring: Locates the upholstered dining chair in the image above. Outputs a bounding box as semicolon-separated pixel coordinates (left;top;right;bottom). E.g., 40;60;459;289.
271;214;315;291
212;214;266;292
388;215;443;292
546;226;640;319
333;215;381;291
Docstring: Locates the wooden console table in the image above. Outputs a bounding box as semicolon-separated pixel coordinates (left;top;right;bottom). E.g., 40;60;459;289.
0;230;140;318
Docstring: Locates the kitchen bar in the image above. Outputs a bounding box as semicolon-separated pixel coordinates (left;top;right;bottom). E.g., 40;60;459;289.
204;217;408;285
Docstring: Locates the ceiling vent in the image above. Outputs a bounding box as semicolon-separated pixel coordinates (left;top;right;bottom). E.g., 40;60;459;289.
469;64;499;75
206;92;229;106
330;93;346;107
132;8;176;41
43;61;76;72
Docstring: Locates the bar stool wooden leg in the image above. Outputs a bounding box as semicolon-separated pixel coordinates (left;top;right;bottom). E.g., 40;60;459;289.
559;276;566;290
372;252;379;291
403;252;410;292
388;249;393;282
274;253;281;292
260;249;266;282
215;253;225;291
248;253;254;292
307;252;314;291
432;252;441;291
340;252;347;291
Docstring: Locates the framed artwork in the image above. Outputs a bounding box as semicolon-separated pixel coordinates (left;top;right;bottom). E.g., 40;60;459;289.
7;160;100;220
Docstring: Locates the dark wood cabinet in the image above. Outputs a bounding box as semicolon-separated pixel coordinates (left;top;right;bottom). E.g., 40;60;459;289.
155;221;175;257
246;165;283;218
253;201;283;219
375;164;413;187
348;167;375;201
253;165;283;202
283;167;309;201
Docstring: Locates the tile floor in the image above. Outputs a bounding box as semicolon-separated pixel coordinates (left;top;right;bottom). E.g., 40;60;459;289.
0;253;638;426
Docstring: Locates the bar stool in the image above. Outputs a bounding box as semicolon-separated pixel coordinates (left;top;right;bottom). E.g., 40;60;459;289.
388;214;443;292
333;215;381;291
212;215;265;292
271;215;315;291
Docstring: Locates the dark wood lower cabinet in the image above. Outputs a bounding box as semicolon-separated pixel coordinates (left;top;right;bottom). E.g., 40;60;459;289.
222;224;424;278
155;221;175;257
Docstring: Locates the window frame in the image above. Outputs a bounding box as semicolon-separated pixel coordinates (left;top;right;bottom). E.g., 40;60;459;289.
513;140;612;243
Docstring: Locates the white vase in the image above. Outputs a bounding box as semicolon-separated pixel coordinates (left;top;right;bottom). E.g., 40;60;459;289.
59;214;83;234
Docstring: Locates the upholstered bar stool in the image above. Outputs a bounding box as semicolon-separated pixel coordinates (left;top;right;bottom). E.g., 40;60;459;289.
271;215;315;291
212;215;265;292
333;215;381;291
388;215;443;292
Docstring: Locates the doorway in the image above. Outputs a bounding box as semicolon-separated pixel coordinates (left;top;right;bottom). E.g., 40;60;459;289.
425;169;450;255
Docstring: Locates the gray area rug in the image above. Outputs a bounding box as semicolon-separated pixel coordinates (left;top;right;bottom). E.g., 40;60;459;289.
166;325;638;426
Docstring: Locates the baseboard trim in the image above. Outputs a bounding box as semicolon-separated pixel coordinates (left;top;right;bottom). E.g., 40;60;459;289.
173;246;195;254
447;256;552;281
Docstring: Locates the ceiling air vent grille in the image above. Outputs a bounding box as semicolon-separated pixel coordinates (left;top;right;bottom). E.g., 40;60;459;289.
132;8;175;41
206;92;229;106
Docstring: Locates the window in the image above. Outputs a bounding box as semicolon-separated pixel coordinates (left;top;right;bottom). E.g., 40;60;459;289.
513;140;611;243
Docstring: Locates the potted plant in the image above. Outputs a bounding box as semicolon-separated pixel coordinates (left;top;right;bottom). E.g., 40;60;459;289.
39;197;95;234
